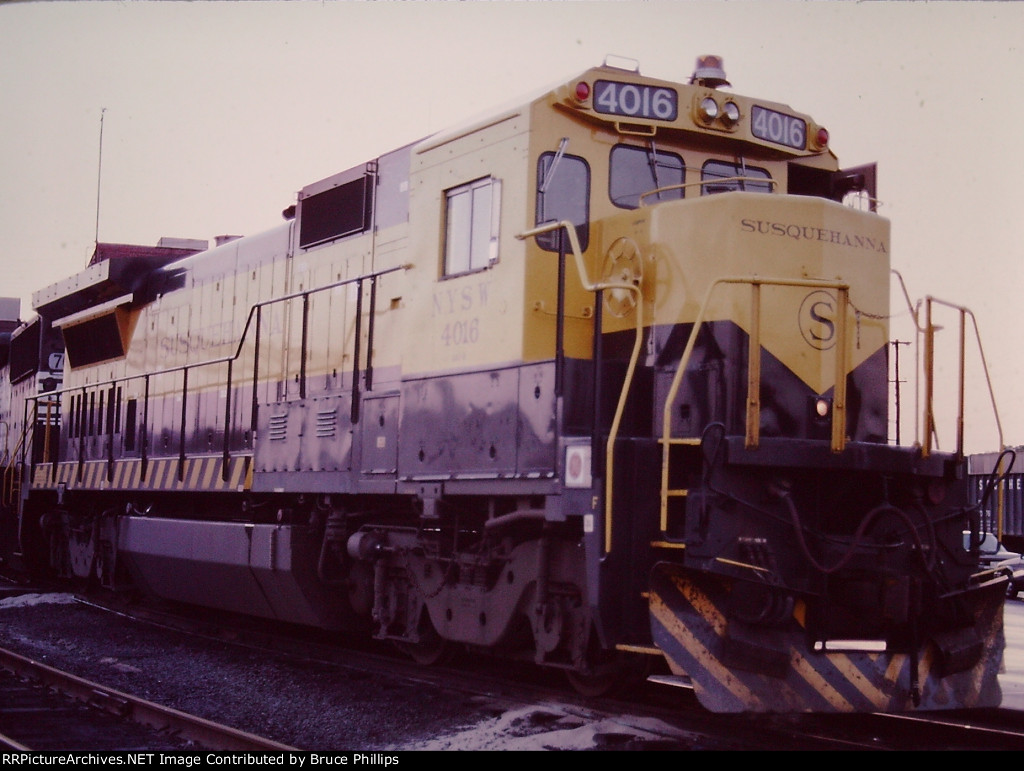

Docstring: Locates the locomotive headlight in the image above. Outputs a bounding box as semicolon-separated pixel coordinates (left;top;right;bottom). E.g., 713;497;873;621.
721;101;741;127
808;396;832;440
565;445;593;489
697;96;719;123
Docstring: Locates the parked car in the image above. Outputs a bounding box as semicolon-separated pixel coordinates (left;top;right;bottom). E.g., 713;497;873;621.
964;531;1024;599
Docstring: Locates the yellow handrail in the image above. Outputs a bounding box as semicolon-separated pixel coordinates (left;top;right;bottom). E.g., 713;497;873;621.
638;177;778;205
890;270;1002;459
921;297;1002;460
2;421;29;508
892;270;1005;535
2;399;61;508
516;220;644;553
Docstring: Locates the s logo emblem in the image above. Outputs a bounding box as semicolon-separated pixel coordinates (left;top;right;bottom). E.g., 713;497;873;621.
799;290;836;350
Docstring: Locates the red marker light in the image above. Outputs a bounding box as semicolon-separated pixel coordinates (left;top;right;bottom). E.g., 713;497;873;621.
816;127;829;148
575;81;590;101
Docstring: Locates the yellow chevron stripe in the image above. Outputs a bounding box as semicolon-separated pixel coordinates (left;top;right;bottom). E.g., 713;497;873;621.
180;459;193;489
32;466;49;487
191;458;206;488
202;457;218;489
32;455;254;492
649;581;765;710
654;568;861;711
233;456;248;487
155;459;173;489
145;460;161;488
172;459;188;490
652;565;1007;712
790;649;858;711
673;569;727;634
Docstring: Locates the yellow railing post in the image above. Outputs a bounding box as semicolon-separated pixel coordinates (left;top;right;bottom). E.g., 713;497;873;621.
918;295;1000;462
909;291;1003;535
831;288;850;453
659;276;852;533
2;417;32;508
745;282;762;450
516;221;644;553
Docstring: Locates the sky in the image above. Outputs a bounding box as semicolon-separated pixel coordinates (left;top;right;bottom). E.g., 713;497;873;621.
1;0;1021;455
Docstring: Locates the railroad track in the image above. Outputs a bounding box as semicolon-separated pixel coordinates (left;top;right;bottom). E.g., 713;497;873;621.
4;582;1024;750
89;592;1024;750
0;645;297;752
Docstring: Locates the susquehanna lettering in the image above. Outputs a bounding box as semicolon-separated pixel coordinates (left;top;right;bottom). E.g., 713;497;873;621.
740;218;887;253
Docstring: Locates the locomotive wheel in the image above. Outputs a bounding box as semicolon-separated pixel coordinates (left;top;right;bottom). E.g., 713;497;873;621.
395;637;454;666
566;667;622;698
394;619;455;666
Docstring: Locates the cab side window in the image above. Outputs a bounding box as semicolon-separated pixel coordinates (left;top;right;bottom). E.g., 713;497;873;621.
444;176;502;276
535;151;590;252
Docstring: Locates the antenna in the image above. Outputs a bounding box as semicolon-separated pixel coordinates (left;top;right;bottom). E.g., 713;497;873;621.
94;107;106;250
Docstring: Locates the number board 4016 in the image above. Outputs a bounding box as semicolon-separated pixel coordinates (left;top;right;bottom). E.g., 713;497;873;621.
593;80;678;122
751;105;806;149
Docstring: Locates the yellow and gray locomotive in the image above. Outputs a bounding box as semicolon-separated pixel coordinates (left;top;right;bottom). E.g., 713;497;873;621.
1;56;1006;713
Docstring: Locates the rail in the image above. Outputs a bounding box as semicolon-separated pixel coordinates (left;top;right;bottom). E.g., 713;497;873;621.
517;220;644;553
658;276;851;535
25;264;407;486
0;644;297;751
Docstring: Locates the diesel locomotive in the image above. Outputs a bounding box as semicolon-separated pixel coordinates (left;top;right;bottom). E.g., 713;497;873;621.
0;56;1007;713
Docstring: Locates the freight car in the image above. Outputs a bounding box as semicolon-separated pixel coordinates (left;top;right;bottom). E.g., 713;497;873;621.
0;56;1008;713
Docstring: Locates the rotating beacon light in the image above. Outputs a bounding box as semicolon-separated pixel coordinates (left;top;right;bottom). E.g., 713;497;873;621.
690;55;730;88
